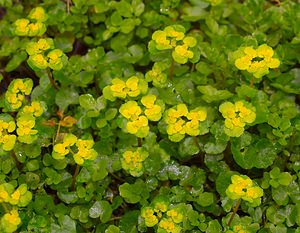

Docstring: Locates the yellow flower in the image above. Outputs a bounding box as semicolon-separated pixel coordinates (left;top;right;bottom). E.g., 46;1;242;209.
167;209;184;223
167;119;185;135
0;209;21;233
125;76;140;97
141;95;162;121
28;7;48;22
122;148;149;177
164;26;185;40
73;139;97;165
110;78;126;98
126;116;149;135
141;207;159;227
29;54;48;69
159;218;181;233
152;30;172;50
47;49;64;70
234;44;280;78
52;133;77;160
0;184;10;203
219;101;256;137
184;120;199;136
226;175;263;203
14;18;30;36
16;116;37;137
22;101;43;117
119;101;142;121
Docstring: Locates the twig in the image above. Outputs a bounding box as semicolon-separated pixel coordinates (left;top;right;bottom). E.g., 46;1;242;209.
71;164;80;191
227;199;241;226
67;0;71;14
46;69;58;90
1;203;9;213
169;58;175;81
137;137;142;147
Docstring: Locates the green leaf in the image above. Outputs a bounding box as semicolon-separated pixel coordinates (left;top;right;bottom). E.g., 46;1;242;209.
197;85;233;103
206;220;222;233
196;192;214;207
79;94;97;110
55;87;79;110
89;201;112;223
119;210;139;233
5;51;27;72
231;133;277;169
105;225;120;233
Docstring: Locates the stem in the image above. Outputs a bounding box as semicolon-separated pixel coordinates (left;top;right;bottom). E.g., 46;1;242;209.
169;58;175;81
46;69;58;90
137;137;142;147
71;164;80;191
250;77;254;87
227;199;241;226
11;152;22;171
67;0;70;14
193;136;204;167
1;203;9;213
54;122;61;143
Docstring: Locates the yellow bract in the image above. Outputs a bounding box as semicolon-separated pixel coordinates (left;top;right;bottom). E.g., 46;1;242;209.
164;104;207;142
73;139;97;165
22;101;43;117
226;175;263;203
52;133;78;160
141;95;162;121
5;79;33;111
14;7;47;37
0;209;21;233
141;207;159;227
219;101;256;137
234;44;280;78
121;148;149;177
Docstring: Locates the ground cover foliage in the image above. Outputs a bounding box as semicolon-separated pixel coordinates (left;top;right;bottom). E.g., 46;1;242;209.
0;0;300;232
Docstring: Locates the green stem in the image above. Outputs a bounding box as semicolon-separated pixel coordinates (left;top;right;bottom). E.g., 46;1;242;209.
227;199;241;226
193;136;204;167
46;68;58;90
1;202;9;213
169;58;175;81
71;164;80;191
137;137;142;147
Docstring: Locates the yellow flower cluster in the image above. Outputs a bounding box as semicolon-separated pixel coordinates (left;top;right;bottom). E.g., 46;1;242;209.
145;62;168;88
159;218;181;233
141;197;184;233
21;101;44;117
0;116;16;151
26;38;64;70
14;7;47;37
0;209;21;233
219;101;256;137
16;115;38;144
0;182;32;232
119;101;149;138
164;104;207;142
52;133;78;159
226;175;263;204
141;95;163;121
234;44;280;78
5;78;33;111
141;207;159;227
103;76;148;101
73;139;98;165
150;25;197;64
52;134;97;165
119;95;163;138
226;225;249;233
121;148;149;177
